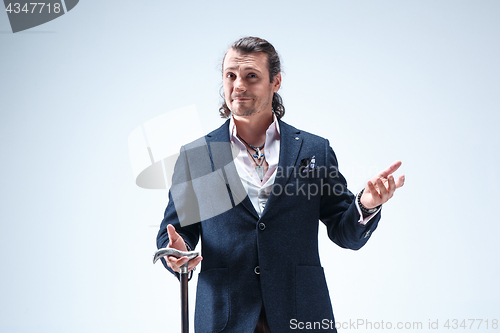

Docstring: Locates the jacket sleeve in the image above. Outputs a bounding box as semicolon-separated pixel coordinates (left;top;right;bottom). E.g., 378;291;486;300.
156;145;201;277
319;140;381;250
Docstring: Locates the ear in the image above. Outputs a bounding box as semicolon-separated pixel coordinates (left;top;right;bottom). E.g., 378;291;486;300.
272;73;282;93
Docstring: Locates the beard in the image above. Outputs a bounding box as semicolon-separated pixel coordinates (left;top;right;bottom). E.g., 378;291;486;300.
229;95;271;117
231;105;257;117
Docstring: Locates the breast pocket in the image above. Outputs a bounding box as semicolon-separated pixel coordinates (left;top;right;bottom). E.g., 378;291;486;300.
195;268;230;333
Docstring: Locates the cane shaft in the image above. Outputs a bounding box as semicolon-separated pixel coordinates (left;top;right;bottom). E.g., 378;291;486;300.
180;267;189;333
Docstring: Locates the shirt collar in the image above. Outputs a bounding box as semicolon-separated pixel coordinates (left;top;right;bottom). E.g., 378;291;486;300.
229;113;280;144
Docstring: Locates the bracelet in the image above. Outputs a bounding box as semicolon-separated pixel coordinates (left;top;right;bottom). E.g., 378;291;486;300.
357;188;380;215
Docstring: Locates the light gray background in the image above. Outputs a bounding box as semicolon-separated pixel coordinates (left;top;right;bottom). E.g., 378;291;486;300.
1;0;499;332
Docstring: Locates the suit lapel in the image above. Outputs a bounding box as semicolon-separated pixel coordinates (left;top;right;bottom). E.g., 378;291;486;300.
205;120;259;219
263;120;303;212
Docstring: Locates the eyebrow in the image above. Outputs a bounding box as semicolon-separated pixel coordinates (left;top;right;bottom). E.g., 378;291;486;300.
224;67;262;73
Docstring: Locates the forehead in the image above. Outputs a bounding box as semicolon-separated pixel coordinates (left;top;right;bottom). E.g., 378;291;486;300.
223;49;268;73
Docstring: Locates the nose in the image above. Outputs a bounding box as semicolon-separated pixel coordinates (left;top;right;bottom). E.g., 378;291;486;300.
234;76;246;93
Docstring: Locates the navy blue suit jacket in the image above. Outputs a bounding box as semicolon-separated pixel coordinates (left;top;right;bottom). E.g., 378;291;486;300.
157;119;381;332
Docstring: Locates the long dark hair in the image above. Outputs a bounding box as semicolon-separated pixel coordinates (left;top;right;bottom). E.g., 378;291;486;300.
219;37;285;119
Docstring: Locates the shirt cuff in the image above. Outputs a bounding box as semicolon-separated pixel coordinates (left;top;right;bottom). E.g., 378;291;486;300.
355;191;381;225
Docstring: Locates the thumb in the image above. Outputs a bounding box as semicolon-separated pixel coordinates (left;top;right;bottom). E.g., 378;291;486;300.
167;224;180;245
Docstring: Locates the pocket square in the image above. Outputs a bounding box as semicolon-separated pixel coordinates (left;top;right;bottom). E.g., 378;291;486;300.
300;155;316;174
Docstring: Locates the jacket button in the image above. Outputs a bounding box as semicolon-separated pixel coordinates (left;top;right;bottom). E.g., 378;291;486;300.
363;230;371;239
259;222;266;230
254;266;260;274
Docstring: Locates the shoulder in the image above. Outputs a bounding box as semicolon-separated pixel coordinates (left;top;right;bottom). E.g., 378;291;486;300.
279;120;337;165
205;119;230;141
279;119;329;145
181;119;230;151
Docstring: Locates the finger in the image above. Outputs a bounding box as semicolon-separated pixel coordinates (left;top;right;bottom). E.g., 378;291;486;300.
364;181;380;208
378;160;402;178
387;175;396;196
377;178;389;199
395;174;405;188
165;256;177;270
167;224;180;244
167;255;189;272
165;255;179;268
168;255;187;263
366;180;379;196
167;225;186;250
188;256;203;271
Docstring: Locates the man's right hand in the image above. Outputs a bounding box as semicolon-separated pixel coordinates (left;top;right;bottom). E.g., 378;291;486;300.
165;224;203;272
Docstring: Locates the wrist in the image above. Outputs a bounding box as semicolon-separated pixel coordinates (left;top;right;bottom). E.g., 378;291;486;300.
358;188;380;214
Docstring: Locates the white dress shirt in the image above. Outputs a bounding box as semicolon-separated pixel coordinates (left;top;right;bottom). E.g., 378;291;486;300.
229;115;280;217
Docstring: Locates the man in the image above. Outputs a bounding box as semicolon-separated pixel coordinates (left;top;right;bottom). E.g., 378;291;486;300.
157;37;404;333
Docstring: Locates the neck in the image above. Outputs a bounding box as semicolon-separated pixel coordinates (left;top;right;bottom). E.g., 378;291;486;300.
233;111;274;147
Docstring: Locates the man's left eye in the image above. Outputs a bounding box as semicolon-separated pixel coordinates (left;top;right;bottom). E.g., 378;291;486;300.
248;74;257;78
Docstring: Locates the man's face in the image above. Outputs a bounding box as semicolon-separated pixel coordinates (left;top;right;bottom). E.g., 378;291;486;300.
222;49;281;117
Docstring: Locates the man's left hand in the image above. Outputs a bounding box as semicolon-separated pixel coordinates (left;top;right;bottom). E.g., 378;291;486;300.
360;161;405;209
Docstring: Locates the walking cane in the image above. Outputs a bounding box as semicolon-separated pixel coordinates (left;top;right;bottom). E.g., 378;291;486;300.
154;248;199;333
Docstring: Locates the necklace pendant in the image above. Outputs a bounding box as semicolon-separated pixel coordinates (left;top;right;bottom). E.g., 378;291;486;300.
256;165;264;181
255;148;265;161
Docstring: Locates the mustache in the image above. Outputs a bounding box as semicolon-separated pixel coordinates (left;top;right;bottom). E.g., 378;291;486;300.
232;95;253;99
